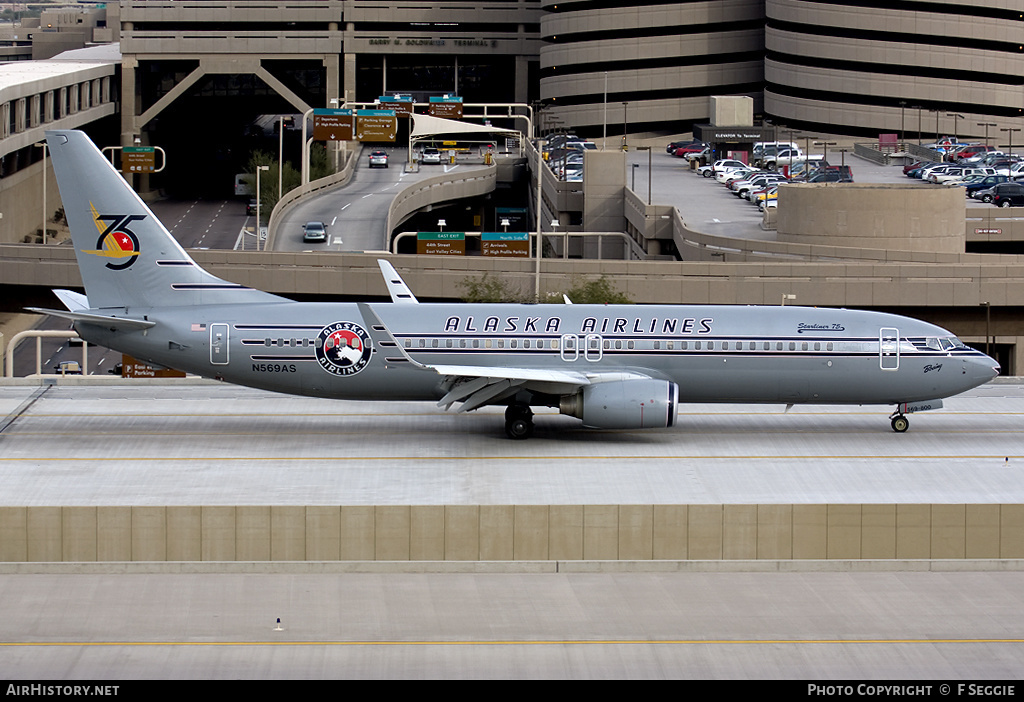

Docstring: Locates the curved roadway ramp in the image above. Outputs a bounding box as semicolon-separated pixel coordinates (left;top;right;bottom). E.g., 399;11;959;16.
274;146;490;253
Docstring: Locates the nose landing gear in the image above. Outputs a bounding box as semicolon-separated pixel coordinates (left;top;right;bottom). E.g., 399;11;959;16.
889;409;909;433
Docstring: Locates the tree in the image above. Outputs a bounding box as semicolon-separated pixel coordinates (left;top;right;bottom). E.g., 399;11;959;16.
563;276;632;304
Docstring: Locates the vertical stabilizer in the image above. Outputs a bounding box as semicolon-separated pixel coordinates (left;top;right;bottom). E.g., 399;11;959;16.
46;130;283;309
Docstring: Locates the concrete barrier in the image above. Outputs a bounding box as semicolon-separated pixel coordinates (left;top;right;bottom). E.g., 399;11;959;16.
2;504;1022;563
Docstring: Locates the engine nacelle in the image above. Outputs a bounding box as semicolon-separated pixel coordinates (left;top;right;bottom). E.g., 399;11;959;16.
560;379;679;429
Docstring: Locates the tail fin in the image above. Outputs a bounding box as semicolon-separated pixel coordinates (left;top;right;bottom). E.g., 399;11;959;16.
46;130;283;310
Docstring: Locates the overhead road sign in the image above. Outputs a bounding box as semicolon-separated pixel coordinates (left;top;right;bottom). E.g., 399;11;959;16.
357;109;398;142
313;108;355;141
379;96;414;118
417;231;465;255
429;96;463;119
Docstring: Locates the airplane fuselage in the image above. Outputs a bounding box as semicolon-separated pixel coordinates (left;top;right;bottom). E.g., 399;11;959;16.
77;301;997;407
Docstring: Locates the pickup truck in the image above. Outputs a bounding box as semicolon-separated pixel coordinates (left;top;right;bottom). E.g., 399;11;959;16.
764;149;823;171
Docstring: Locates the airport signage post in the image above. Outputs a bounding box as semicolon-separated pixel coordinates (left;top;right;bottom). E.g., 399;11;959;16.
482;232;529;258
121;354;186;378
429;96;463;119
313;108;355;141
356;109;398;142
379;96;414;118
417;232;466;255
121;146;155;173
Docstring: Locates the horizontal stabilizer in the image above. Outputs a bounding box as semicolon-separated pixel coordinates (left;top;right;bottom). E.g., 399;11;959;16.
26;307;156;330
53;289;89;311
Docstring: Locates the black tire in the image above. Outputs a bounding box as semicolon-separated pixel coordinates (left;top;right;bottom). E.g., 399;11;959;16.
891;416;909;433
999;200;1011;208
504;404;534;439
505;417;533;440
982;194;993;203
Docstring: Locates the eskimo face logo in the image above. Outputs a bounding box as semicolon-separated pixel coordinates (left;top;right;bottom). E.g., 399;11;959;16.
315;322;372;376
82;203;146;270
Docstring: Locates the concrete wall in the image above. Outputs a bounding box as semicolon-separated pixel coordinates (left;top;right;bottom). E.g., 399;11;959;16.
2;504;1022;562
776;183;965;253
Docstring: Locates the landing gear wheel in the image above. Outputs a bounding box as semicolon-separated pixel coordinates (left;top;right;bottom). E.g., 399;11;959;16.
891;415;909;433
505;405;534;440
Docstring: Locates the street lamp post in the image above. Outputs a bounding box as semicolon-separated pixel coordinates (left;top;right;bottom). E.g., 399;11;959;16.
534;139;545;301
636;146;652;204
814;141;836;165
254;164;269;251
1001;127;1020;157
947;113;964;143
978;122;997;146
899;101;907;149
33;142;46;242
621;101;629;151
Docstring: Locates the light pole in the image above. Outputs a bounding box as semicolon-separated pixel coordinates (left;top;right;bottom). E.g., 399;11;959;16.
33;142;46;242
1001;127;1020;157
621;101;629;151
978;122;997;146
946;113;964;142
636;145;652;204
534;139;545;301
781;294;796;306
254;164;269;251
278;115;284;201
814;141;836;165
899;101;907;149
981;301;991;357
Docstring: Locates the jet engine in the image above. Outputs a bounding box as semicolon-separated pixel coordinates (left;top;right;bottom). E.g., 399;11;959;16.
559;379;679;429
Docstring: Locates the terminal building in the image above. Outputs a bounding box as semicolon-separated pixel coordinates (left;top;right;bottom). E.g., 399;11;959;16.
0;1;1021;375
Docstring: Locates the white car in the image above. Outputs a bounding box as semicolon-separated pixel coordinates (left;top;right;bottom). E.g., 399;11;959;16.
421;147;442;165
699;159;746;178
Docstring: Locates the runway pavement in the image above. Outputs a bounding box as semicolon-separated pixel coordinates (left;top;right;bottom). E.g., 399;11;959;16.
1;566;1023;678
1;379;1022;506
2;372;1023;680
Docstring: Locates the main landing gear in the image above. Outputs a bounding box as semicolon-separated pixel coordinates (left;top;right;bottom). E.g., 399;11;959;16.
889;409;909;433
505;404;534;440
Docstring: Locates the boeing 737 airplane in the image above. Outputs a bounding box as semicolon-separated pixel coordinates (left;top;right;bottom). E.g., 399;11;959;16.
32;130;999;438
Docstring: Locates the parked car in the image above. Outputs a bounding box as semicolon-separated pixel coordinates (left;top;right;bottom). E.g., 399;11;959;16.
990;182;1024;208
302;221;328;243
421;147;442;164
968;176;1010;201
957;145;1001;162
666;138;701;154
368;150;389;168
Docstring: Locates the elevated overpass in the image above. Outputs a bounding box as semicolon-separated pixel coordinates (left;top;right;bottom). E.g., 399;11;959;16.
0;45;118;246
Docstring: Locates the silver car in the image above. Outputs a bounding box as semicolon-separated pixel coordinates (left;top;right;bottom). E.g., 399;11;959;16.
302;221;328;243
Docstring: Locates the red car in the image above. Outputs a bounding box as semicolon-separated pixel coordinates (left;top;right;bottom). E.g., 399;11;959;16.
673;143;706;158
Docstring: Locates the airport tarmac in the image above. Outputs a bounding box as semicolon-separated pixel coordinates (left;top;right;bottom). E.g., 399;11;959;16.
1;567;1023;679
1;379;1023;506
3;377;1024;679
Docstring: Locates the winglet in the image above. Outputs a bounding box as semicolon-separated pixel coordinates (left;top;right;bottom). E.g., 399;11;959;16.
377;259;419;304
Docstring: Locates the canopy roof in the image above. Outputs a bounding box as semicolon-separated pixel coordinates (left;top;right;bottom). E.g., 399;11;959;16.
410;113;519;139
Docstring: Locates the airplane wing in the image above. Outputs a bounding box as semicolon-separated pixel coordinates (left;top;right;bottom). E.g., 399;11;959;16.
430;366;650;412
358;302;650;412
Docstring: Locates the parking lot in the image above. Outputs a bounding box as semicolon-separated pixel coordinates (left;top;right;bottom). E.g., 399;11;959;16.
627;143;995;242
